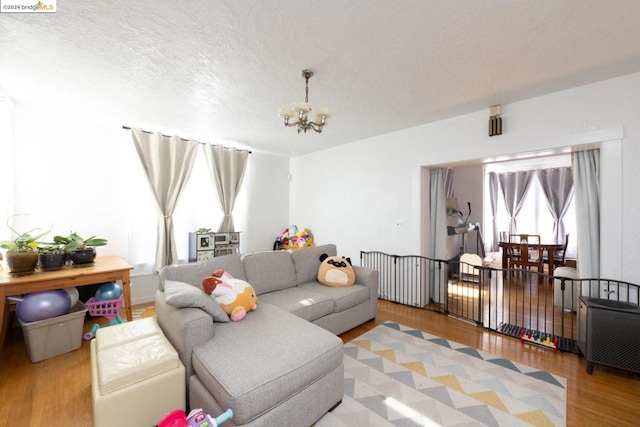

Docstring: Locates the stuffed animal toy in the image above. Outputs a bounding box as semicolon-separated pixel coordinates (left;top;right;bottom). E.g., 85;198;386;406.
201;269;258;321
317;254;355;287
276;225;314;250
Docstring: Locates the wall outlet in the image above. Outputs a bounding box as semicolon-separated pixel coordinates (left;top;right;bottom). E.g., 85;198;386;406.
394;220;404;228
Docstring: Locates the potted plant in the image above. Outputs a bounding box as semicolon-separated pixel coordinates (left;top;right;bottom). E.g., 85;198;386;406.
37;244;67;271
53;232;108;266
0;216;51;275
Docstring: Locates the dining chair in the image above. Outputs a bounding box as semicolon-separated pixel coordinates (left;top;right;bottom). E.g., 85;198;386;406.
543;233;569;267
510;238;544;282
507;234;541;269
509;234;541;244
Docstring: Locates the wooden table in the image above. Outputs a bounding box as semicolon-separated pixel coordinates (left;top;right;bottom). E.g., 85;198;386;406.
0;256;133;350
498;241;564;276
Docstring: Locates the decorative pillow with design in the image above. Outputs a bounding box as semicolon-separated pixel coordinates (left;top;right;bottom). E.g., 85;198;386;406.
317;254;355;287
164;280;230;322
201;269;258;322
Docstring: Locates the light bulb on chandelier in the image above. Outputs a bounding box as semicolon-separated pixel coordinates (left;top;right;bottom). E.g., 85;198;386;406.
278;70;331;134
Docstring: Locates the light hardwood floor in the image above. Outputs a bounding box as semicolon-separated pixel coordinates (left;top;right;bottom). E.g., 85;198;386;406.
1;300;638;426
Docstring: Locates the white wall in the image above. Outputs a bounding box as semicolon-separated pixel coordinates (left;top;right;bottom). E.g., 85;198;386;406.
290;72;640;284
7;71;640;304
239;151;290;254
7;99;290;303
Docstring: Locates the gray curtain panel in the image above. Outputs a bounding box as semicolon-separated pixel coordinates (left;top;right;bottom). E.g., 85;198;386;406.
572;149;600;281
537;167;574;244
203;144;249;232
489;172;499;251
444;168;454;199
429;168;448;260
130;128;198;271
428;168;448;303
498;170;534;235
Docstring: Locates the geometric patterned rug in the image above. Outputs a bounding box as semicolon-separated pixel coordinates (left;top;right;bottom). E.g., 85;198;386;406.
130;306;156;320
316;321;566;426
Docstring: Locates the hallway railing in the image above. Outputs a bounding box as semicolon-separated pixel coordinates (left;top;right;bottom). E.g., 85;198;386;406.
360;250;640;353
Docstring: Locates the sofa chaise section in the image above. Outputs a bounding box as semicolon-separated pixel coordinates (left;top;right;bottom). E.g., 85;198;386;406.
190;303;343;426
155;245;379;426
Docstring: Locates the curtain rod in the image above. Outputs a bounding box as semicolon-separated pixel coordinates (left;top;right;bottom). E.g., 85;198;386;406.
122;126;252;153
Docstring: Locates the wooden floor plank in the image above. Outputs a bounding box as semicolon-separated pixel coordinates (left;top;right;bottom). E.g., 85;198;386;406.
0;300;638;426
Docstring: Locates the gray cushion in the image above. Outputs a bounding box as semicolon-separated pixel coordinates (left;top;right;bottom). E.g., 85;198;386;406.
299;282;370;313
164;280;229;323
159;254;246;290
290;244;337;285
242;251;297;295
258;288;334;321
191;303;343;425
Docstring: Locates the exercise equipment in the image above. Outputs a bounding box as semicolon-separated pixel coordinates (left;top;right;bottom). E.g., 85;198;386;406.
8;289;71;323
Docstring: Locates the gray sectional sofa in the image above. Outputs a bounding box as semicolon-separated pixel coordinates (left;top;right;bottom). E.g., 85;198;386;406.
155;244;378;426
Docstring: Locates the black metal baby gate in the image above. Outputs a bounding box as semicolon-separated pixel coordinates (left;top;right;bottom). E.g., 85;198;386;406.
360;250;640;353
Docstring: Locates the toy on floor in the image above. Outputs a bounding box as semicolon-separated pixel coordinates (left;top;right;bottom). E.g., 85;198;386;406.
64;287;80;307
159;408;233;427
520;329;559;352
95;281;123;301
83;283;126;340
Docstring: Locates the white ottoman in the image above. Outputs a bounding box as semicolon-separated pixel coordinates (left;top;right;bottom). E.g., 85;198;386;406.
91;317;185;427
553;266;579;311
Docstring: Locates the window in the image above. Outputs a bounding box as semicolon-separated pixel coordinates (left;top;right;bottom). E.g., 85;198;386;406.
484;155;576;258
122;141;226;274
0;97;14;240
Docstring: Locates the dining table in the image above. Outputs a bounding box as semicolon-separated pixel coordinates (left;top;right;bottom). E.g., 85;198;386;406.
498;241;565;277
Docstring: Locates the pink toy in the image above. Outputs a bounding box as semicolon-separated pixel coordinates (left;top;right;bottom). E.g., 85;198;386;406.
83;293;125;340
159;408;233;427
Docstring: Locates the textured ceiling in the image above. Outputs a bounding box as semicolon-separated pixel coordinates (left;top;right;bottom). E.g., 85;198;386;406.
2;0;640;156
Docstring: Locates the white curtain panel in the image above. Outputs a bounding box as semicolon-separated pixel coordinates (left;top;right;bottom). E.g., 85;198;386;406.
202;144;249;232
572;149;600;280
130;128;198;271
537;167;574;244
488;172;499;251
498;170;535;235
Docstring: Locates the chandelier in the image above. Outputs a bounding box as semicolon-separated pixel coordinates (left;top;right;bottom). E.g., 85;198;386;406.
278;70;331;134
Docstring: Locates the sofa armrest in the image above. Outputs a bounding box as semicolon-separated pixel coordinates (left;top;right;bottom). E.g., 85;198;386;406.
155;290;214;385
353;266;379;319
